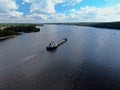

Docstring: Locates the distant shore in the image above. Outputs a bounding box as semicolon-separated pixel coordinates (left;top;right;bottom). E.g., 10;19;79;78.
49;22;120;30
74;22;120;30
0;24;43;40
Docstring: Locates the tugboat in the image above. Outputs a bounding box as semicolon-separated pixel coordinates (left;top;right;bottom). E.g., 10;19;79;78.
46;38;67;50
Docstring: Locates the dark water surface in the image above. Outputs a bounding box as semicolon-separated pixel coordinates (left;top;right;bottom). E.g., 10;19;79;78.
0;25;120;90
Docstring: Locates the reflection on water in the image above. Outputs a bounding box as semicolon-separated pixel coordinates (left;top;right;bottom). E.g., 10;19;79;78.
0;25;120;90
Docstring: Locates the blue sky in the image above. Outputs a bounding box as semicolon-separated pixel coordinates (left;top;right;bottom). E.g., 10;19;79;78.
0;0;120;23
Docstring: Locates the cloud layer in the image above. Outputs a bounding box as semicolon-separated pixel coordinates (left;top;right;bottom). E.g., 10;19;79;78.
0;0;120;23
0;0;18;13
0;0;23;22
70;4;120;22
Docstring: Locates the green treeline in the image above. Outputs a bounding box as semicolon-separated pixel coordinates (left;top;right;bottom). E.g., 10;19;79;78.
0;29;17;37
62;22;120;30
0;24;43;38
52;22;120;30
75;22;120;29
4;25;40;33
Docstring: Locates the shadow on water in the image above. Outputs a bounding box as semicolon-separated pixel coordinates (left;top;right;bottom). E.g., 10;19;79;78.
0;37;15;42
65;61;120;90
46;48;57;53
10;60;120;90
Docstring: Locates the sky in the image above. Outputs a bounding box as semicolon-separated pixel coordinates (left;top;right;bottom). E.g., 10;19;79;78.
0;0;120;23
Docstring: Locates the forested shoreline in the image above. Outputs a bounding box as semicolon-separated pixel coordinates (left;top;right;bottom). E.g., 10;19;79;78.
73;22;120;30
0;24;43;38
50;22;120;30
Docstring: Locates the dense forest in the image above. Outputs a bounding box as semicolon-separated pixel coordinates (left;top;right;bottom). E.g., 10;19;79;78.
74;22;120;30
0;24;43;38
52;22;120;30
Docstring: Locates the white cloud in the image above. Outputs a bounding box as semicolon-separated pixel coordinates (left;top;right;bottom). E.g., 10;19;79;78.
1;0;120;23
8;11;24;18
30;1;56;14
23;0;83;14
50;13;66;21
69;0;82;5
0;11;24;23
0;0;24;22
23;0;31;3
20;0;82;23
21;0;68;22
63;0;82;6
25;12;67;23
0;0;18;13
26;13;49;20
69;4;120;22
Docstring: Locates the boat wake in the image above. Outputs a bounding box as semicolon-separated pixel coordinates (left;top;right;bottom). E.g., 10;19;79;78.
24;54;38;61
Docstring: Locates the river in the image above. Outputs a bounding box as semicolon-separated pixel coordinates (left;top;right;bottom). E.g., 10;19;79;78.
0;25;120;90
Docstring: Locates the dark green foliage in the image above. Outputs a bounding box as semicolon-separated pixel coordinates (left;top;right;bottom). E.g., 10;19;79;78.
0;24;41;38
67;22;120;30
4;25;40;33
0;29;17;37
54;22;120;30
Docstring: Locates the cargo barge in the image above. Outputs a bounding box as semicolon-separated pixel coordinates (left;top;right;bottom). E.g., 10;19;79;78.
46;38;67;50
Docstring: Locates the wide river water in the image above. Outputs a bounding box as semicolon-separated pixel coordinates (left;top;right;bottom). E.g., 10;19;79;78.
0;25;120;90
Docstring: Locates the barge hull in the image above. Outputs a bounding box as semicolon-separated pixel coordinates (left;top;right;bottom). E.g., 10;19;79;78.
46;38;67;50
57;38;67;46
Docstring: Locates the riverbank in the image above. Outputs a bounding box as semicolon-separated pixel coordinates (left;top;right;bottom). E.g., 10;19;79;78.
0;35;16;41
75;22;120;30
50;22;120;30
0;24;43;39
